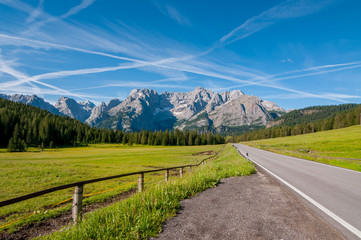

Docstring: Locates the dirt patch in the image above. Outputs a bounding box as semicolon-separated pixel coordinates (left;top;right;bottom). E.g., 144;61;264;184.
192;151;214;156
0;188;136;240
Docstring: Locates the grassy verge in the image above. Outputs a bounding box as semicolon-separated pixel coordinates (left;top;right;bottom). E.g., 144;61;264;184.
0;144;222;232
243;125;361;172
39;144;255;239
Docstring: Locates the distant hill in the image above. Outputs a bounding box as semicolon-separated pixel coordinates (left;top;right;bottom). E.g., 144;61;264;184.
237;104;361;142
0;87;286;134
266;104;360;128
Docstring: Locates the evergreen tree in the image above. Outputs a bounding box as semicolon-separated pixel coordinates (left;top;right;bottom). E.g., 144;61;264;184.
7;137;16;152
0;98;226;149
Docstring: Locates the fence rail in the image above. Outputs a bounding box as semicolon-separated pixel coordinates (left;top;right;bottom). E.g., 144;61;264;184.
0;147;224;225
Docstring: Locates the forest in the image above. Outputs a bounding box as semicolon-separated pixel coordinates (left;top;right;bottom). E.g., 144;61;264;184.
0;99;225;152
236;104;361;142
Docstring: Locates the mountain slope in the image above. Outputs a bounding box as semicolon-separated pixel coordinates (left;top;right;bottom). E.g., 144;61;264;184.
0;94;60;114
266;104;360;128
54;97;95;122
90;87;285;132
0;98;224;150
238;103;361;142
1;88;285;133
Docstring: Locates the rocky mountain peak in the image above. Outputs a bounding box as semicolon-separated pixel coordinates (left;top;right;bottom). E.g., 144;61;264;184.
229;90;244;99
107;99;121;108
1;88;286;134
55;96;94;122
192;86;213;98
193;86;206;92
0;93;59;114
79;100;95;112
129;88;158;99
260;99;285;112
56;96;76;108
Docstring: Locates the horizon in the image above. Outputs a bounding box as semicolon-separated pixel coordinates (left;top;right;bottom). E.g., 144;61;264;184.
0;0;361;109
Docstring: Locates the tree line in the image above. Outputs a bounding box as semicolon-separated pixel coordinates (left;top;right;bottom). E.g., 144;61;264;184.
270;104;360;127
0;99;225;152
235;104;361;142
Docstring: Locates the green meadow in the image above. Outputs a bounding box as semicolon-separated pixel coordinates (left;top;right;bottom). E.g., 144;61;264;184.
41;144;255;239
243;125;361;171
0;144;222;231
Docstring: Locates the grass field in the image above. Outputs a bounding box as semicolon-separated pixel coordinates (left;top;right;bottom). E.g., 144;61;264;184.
0;144;223;232
243;125;361;171
41;144;255;239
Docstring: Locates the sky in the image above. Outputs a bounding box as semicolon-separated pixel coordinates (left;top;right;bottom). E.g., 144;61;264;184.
0;0;361;109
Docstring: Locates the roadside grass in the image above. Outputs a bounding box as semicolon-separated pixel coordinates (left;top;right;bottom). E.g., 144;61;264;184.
243;125;361;172
0;144;222;232
39;144;255;239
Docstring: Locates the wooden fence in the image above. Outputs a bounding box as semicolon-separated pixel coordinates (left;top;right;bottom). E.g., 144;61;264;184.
0;150;222;225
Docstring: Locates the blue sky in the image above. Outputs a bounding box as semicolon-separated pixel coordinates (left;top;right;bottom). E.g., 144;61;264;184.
0;0;361;109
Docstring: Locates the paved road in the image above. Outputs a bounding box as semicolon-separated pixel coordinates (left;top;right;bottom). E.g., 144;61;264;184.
234;144;361;239
155;174;342;240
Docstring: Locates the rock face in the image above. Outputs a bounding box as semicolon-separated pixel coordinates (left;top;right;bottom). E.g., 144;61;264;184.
87;87;285;132
92;89;176;130
0;88;286;133
54;97;95;122
0;94;60;114
85;99;121;126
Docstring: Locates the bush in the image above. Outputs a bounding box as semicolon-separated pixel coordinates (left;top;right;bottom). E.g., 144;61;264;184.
7;137;27;152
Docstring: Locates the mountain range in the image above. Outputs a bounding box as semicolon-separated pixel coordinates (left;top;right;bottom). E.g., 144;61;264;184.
0;87;286;133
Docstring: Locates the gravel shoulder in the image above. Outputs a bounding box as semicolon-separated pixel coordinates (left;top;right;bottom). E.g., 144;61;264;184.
154;168;343;240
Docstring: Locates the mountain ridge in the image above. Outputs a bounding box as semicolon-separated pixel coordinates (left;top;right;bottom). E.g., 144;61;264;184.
0;87;286;133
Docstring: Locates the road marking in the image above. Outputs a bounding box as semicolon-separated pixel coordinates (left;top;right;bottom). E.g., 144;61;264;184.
240;144;361;174
236;147;361;239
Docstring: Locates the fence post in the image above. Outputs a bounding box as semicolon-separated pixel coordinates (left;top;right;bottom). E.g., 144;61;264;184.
165;169;169;182
179;167;183;178
72;184;84;224
138;173;144;192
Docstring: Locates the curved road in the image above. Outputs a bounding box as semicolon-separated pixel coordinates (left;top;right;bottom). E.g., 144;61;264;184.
234;144;361;240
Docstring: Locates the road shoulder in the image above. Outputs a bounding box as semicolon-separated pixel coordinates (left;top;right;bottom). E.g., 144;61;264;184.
154;169;343;240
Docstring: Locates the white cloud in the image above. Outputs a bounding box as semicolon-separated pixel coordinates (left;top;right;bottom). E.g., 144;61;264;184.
153;2;191;26
165;5;191;26
262;92;361;101
61;0;95;19
25;0;43;23
218;0;334;46
23;0;96;35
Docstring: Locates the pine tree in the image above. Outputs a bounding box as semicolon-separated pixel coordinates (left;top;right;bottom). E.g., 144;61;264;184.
7;137;16;152
122;134;128;145
188;134;193;146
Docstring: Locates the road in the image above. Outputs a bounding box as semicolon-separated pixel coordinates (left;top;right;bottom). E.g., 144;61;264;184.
234;144;361;240
155;174;343;240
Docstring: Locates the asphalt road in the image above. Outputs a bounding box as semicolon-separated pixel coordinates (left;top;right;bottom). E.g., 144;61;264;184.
234;144;361;240
155;173;343;240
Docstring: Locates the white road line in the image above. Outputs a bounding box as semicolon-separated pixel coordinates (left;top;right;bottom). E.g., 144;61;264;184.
236;148;361;239
251;146;361;174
